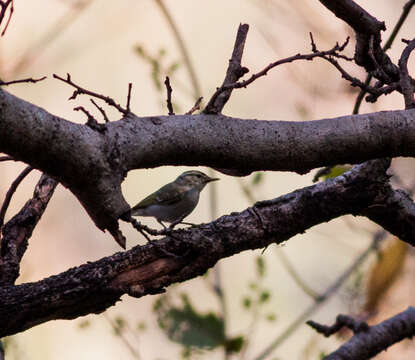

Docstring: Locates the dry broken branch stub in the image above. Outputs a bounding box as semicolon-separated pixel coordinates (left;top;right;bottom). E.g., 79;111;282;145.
164;76;174;115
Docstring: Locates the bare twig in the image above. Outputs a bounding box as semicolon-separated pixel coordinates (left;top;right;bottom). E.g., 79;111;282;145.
0;0;13;36
53;73;130;116
398;37;415;109
204;37;354;113
126;82;132;114
0;166;34;229
90;98;109;123
164;76;174;115
185;96;202;115
0;76;47;86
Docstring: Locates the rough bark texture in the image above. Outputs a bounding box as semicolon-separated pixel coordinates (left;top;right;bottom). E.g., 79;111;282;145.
325;307;415;360
0;159;399;337
2;88;415;240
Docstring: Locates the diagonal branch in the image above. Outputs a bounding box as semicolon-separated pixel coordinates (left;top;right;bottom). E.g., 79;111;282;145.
0;174;58;285
203;23;250;114
315;307;415;360
0;159;394;338
0;166;34;229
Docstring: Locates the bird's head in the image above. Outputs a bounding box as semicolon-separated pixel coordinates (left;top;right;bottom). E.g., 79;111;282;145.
176;170;219;191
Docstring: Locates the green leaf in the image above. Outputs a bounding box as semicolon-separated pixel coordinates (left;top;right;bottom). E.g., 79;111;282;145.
224;336;245;354
259;290;271;303
155;294;225;349
251;172;264;186
256;256;266;278
266;313;277;322
136;321;147;331
242;296;252;309
78;319;90;329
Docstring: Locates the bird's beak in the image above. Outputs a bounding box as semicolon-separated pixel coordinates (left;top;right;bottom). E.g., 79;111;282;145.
206;177;219;183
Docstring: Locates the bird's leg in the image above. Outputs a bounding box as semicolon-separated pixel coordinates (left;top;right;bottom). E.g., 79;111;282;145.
157;220;168;231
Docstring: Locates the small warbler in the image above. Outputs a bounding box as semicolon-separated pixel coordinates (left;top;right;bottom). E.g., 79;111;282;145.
130;170;218;227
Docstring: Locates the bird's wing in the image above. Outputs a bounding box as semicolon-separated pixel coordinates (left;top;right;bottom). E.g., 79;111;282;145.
132;183;187;209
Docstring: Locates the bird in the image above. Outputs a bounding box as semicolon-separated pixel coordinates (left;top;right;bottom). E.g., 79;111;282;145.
130;170;218;228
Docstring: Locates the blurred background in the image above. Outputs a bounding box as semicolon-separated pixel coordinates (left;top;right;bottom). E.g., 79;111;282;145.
1;0;415;359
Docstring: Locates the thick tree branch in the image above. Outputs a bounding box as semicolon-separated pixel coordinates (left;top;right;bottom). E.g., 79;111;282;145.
3;88;415;246
314;307;415;360
0;159;396;337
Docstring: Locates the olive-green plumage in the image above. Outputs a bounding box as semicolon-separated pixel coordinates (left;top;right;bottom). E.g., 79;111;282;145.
131;170;218;224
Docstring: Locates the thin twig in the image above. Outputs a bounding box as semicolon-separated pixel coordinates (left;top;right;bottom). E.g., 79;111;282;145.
0;0;13;36
90;98;109;123
204;37;352;113
0;76;47;86
126;82;133;114
185;96;202;115
0;166;34;229
164;76;174;115
102;313;142;359
53;73;130;116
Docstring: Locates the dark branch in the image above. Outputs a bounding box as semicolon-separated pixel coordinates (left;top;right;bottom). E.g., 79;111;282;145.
203;23;250;114
307;314;369;337
204;37;356;113
74;106;107;133
126;82;132;114
0;159;395;337
0;174;58;285
164;76;174;115
320;307;415;360
0;0;13;36
0;166;33;229
90;98;109;123
353;0;415;113
0;76;46;86
398;38;415;109
53;73;130;116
